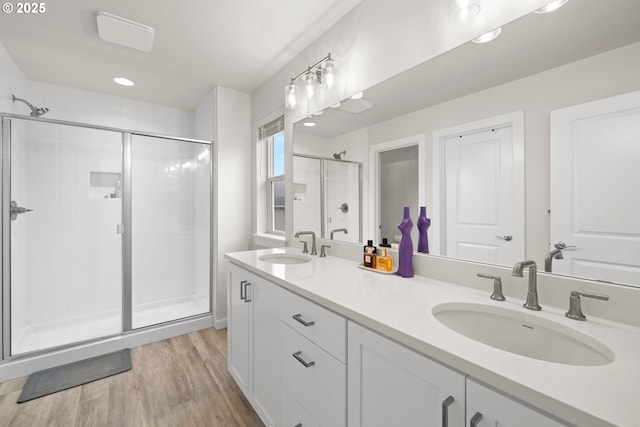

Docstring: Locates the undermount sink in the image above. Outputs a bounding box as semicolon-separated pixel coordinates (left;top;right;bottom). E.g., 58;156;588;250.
432;302;614;366
258;253;312;265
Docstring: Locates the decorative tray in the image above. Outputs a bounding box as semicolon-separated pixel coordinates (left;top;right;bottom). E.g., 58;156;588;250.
357;263;397;275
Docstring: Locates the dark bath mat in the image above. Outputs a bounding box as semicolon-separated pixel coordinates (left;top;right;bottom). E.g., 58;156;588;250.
17;348;131;403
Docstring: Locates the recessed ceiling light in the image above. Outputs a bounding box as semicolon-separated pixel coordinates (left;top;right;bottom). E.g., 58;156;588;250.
472;27;502;43
350;92;363;100
303;122;316;127
313;110;324;116
535;0;568;14
113;77;135;86
330;102;341;108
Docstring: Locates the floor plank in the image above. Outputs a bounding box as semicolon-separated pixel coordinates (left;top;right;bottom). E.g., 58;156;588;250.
0;328;264;427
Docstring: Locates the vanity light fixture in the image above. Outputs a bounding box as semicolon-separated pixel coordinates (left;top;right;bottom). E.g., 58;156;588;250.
113;77;135;86
535;0;568;14
284;53;336;109
472;27;502;43
449;0;481;22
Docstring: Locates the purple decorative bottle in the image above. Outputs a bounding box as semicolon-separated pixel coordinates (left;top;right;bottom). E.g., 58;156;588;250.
396;206;414;278
417;206;431;254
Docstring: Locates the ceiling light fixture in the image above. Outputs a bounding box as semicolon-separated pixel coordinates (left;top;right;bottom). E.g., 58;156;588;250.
284;53;336;110
303;122;316;127
534;0;568;14
350;92;363;100
472;27;502;43
113;77;135;86
449;0;481;22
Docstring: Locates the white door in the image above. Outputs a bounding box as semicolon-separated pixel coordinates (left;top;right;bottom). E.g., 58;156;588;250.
550;90;640;286
443;125;522;265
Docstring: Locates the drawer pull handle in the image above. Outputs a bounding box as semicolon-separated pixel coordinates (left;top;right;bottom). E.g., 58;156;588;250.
470;412;482;427
240;280;247;301
292;351;315;368
292;313;315;327
442;395;454;427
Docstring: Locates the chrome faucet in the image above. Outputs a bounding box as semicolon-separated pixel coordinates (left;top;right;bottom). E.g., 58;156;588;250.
512;260;541;311
544;248;563;272
330;228;348;240
294;231;317;255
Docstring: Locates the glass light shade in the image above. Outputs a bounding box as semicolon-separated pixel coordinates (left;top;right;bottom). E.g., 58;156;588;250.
285;82;299;109
302;72;318;98
322;59;337;88
535;0;568;14
472;27;502;43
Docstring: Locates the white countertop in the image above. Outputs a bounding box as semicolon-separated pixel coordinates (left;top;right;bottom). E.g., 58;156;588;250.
225;247;640;427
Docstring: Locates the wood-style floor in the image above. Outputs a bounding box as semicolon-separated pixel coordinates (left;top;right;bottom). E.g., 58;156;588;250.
0;328;264;427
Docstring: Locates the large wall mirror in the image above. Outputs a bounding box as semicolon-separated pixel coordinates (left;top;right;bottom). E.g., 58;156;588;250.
292;0;640;287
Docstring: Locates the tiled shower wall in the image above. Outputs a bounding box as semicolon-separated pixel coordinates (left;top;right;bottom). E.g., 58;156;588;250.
1;42;211;349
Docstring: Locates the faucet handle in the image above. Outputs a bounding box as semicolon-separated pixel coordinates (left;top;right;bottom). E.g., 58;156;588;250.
300;240;308;254
320;245;331;257
566;291;609;321
477;273;505;301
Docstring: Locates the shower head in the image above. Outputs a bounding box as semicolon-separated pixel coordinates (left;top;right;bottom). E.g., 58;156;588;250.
333;150;346;160
12;95;49;117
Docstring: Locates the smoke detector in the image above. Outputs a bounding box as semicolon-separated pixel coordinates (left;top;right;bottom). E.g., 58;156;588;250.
97;11;155;52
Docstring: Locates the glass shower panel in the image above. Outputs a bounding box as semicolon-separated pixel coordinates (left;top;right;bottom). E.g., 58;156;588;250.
293;156;322;237
324;160;360;242
9;119;123;355
131;135;210;329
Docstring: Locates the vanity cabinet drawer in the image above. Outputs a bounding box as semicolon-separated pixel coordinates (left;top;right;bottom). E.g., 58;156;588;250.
281;385;321;427
280;290;347;362
281;323;346;427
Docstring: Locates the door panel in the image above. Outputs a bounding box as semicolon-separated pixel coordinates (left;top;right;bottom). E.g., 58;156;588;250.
444;126;520;265
550;90;640;285
8;119;123;355
324;160;360;242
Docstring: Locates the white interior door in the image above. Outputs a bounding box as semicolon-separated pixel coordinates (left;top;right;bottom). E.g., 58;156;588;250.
443;125;522;265
550;90;640;286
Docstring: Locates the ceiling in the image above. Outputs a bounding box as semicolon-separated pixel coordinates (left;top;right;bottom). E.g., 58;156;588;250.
0;0;361;109
295;0;640;138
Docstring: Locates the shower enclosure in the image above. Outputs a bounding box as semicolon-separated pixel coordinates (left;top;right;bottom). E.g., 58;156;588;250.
1;114;213;358
293;154;361;242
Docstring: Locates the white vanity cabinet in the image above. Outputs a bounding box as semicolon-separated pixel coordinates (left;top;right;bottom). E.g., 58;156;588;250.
466;379;567;427
348;321;466;427
280;289;347;427
227;264;282;427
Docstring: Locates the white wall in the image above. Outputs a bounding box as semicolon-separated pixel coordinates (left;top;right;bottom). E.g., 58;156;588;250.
201;87;251;325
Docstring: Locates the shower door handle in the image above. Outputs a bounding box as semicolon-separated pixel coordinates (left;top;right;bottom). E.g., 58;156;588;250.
10;201;34;221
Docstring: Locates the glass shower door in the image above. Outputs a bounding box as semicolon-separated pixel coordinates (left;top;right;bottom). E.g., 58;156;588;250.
130;135;210;329
6;118;123;355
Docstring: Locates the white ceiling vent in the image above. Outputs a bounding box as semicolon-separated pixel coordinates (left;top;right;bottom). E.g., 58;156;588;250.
96;12;155;52
339;98;374;114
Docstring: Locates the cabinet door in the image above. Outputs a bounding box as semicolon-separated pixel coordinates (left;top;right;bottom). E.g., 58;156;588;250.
252;278;282;427
227;265;251;397
466;379;567;427
348;321;465;427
